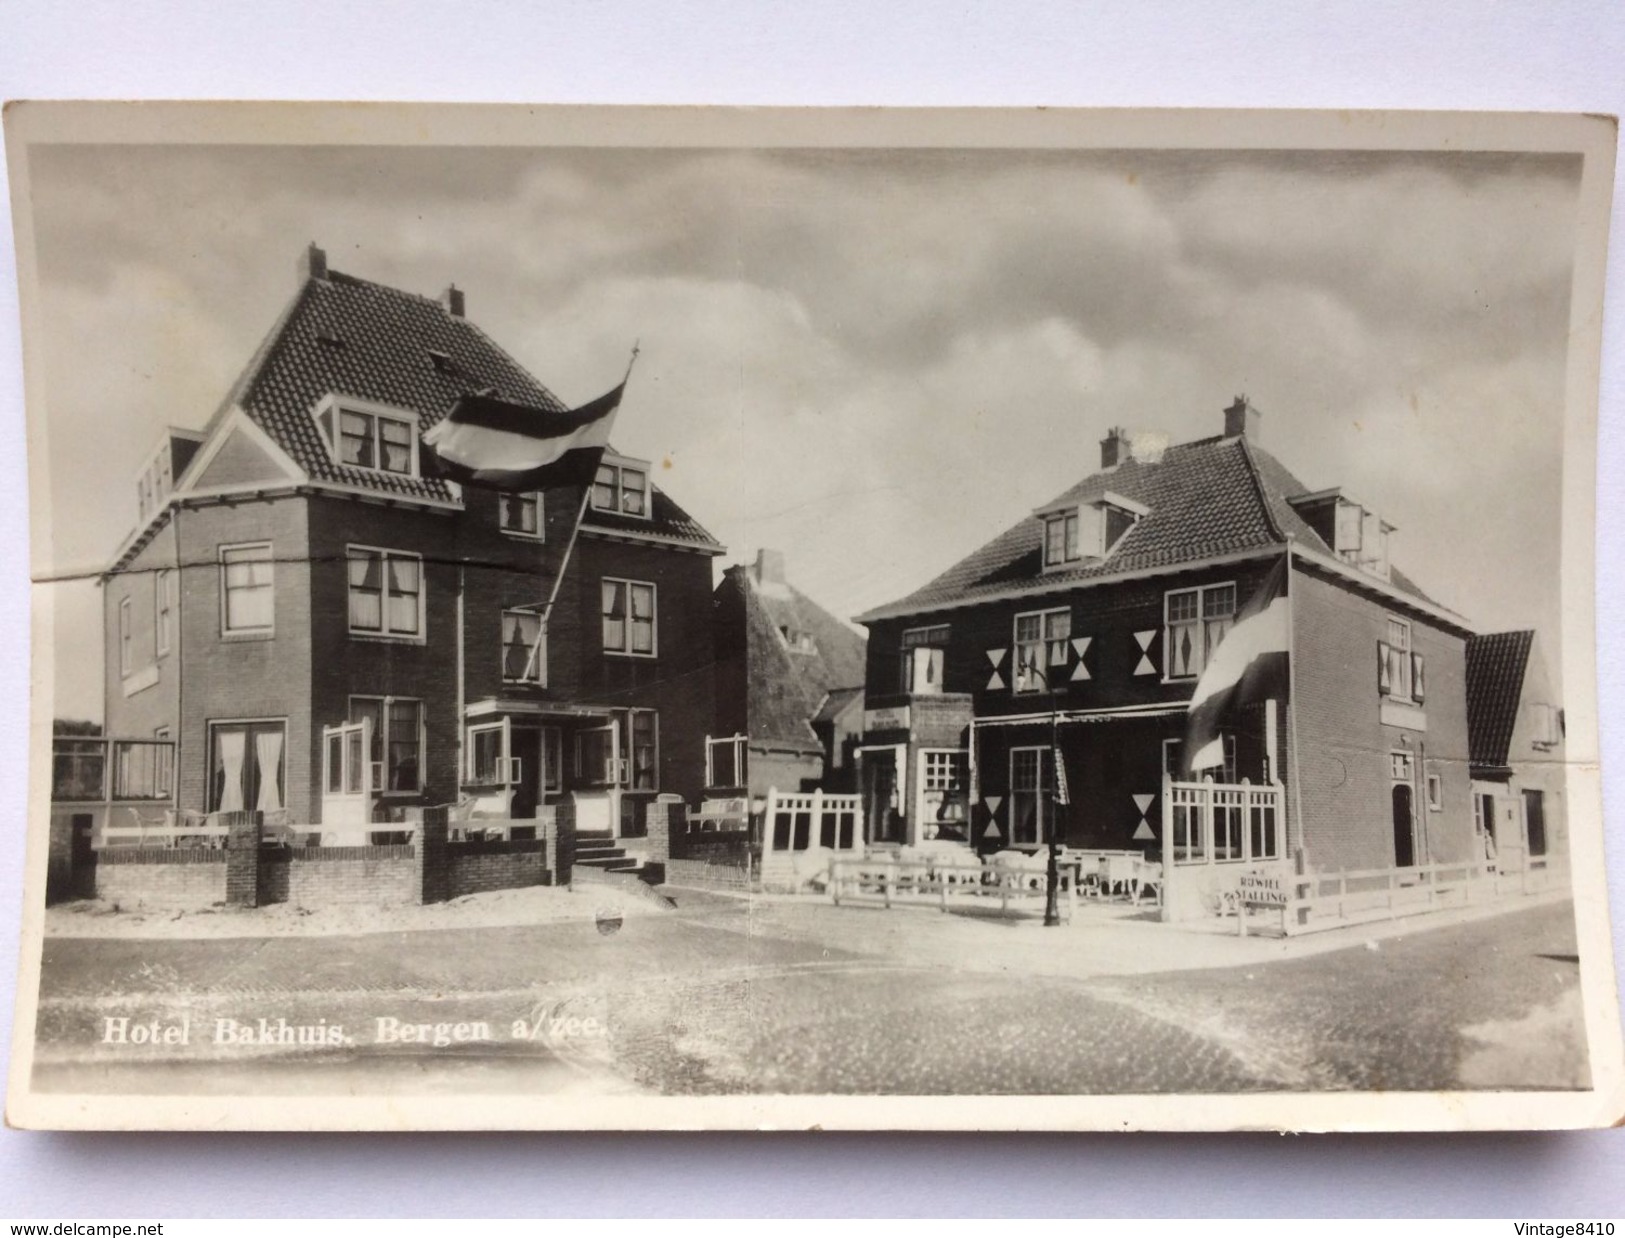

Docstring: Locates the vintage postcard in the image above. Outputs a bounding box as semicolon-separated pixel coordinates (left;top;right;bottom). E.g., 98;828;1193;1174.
3;103;1621;1131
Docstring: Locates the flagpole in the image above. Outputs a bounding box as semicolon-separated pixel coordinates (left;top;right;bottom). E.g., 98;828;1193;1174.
1285;536;1307;872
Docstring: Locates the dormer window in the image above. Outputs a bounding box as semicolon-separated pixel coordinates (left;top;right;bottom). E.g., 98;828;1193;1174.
1289;489;1393;582
591;455;650;518
1037;491;1146;570
314;396;419;478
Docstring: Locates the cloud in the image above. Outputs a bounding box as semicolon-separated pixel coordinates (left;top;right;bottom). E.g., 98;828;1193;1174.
26;143;1582;716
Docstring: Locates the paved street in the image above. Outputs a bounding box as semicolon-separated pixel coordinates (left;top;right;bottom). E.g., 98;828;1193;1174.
30;889;1586;1096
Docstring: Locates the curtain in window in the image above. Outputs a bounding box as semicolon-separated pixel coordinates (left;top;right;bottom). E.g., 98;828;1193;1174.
254;730;284;812
217;730;247;813
340;412;374;468
380;419;412;473
388;557;420;634
630;585;654;653
602;581;626;649
349;553;383;629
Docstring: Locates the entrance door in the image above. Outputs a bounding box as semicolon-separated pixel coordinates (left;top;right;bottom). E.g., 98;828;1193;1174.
573;723;620;836
860;747;903;844
509;728;542;819
1523;789;1548;858
321;719;371;828
1392;783;1416;868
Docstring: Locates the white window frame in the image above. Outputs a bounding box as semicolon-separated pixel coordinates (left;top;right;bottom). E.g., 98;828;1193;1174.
118;596;134;676
602;577;657;657
206;717;288;814
1043;508;1083;568
466;720;517;786
314;394;420;479
153;726;173;799
1013;607;1070;694
1381;616;1415;702
706;733;749;789
219;542;275;638
154;568;172;657
1008;745;1052;846
348;695;425;795
589;456;651;519
498;491;544;540
1163;581;1237;682
501;609;547;685
623;708;659;791
346;545;425;642
1426;771;1443;812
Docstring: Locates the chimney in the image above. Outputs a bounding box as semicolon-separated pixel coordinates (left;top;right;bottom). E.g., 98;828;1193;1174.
441;283;465;318
300;243;328;283
754;548;786;587
1224;395;1262;442
1100;426;1132;469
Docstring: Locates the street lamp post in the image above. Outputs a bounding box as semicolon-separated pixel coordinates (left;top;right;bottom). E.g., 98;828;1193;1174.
1029;662;1063;928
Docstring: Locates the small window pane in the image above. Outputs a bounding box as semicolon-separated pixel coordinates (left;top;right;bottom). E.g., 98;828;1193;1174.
379;418;413;473
620;469;646;515
339;412;374;467
592;465;617;510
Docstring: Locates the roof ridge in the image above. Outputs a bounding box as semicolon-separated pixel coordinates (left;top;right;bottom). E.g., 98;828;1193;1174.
324;267;446;307
1236;436;1287;542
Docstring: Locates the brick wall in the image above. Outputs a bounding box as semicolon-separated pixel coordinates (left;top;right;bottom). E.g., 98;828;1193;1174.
174;497;312;818
103;520;181;742
567;534;718;806
1292;564;1473;871
306;496;462;820
438;840;547;899
279;846;421;906
91;850;228;909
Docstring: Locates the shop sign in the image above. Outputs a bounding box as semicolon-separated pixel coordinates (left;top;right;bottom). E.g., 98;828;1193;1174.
864;705;911;733
1237;868;1288;907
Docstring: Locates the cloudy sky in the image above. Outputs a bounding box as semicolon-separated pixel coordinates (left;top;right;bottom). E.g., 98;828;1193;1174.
26;142;1582;721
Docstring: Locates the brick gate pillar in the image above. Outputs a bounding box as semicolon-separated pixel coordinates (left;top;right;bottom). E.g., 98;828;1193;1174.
414;805;450;905
548;798;576;887
223;811;264;907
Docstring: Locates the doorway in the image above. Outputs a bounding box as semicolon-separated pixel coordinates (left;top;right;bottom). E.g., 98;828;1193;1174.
1392;783;1416;868
860;746;904;844
1523;789;1548;858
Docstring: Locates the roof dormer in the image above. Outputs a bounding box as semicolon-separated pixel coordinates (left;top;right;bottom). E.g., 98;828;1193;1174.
1035;490;1148;571
590;452;652;519
135;428;207;524
1288;487;1394;582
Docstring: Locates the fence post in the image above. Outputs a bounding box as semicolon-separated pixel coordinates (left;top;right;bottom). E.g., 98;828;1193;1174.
224;810;264;907
547;798;577;887
414;805;449;906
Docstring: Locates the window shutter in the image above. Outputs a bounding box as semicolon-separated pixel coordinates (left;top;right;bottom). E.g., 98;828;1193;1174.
1411;652;1426;704
1377;641;1392;695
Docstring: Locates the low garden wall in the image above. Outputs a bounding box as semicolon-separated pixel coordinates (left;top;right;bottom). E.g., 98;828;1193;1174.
49;804;579;911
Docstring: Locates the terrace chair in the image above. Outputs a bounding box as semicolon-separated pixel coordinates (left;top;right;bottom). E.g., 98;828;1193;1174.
1133;858;1164;906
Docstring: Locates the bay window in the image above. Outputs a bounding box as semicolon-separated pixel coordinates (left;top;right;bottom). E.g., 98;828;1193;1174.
349;696;423;793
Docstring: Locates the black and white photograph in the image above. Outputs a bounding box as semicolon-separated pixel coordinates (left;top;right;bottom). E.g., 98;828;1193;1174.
4;102;1621;1132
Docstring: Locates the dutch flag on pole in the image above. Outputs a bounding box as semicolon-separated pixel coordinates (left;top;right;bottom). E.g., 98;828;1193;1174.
1183;553;1290;773
423;354;634;492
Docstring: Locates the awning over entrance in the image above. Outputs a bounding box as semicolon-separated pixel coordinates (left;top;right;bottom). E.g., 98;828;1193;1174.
970;702;1187;729
464;698;616;721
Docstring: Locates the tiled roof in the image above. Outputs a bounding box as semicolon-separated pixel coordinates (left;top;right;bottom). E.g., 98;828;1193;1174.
1466;630;1534;769
730;567;868;749
863;433;1438;617
207;267;718;547
580;486;723;550
814;685;865;725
